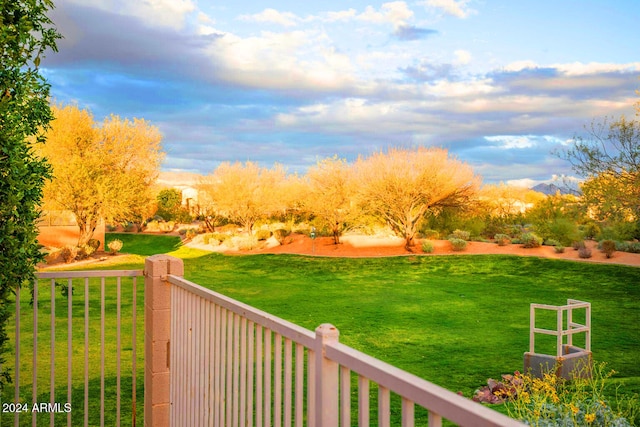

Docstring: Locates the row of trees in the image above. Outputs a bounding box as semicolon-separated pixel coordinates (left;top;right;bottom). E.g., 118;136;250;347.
35;99;640;253
197;148;482;249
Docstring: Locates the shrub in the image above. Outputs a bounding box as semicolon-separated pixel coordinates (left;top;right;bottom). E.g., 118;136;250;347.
544;238;560;247
572;240;586;251
273;229;291;245
616;241;640;254
60;246;78;263
450;229;470;241
421;240;434;253
44;249;61;264
228;235;258;250
87;238;101;251
554;245;565;253
76;244;96;260
255;229;272;241
600;240;616;258
547;218;581;246
185;228;198;239
159;221;175;233
494;234;511;246
520;233;542;248
106;224;117;232
578;246;592;259
200;233;228;246
449;238;467;251
107;239;123;255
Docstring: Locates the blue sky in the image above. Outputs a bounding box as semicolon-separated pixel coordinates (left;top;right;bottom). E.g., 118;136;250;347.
44;0;640;186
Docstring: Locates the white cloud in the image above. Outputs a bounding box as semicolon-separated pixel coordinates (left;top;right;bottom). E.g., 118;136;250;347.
484;135;536;149
506;178;539;188
238;8;300;27
421;0;475;18
454;49;472;65
504;60;640;76
68;0;197;30
357;1;414;29
206;30;356;91
324;9;358;22
554;61;640;76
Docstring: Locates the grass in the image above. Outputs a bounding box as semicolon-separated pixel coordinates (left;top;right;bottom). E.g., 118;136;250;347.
105;232;181;256
4;233;639;425
182;254;640;398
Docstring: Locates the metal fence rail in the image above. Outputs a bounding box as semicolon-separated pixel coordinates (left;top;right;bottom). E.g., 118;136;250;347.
7;270;143;427
165;271;524;427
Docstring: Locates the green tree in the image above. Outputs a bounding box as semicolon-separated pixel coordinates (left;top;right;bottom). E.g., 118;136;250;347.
156;188;182;221
353;147;480;250
0;0;61;390
38;104;164;245
560;114;640;222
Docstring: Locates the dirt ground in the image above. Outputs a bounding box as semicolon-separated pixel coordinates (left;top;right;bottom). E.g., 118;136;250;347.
210;234;640;267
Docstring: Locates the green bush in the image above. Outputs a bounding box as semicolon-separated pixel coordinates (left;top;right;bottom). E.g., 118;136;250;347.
600;240;616;258
421;240;434;253
87;238;101;251
602;221;639;241
544;239;560;247
494;234;511;246
255;229;272;241
107;239;123;255
554;245;565;253
449;238;467;251
450;229;470;241
613;241;640;254
184;228;197;239
547;218;581;246
520;233;542;248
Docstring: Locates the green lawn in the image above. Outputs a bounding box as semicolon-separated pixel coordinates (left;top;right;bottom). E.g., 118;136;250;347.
4;233;639;425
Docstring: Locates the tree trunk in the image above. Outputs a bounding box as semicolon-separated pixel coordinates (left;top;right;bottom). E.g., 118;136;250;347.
77;217;98;247
331;222;341;245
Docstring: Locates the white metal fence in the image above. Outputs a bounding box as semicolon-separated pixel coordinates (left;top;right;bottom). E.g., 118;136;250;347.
165;271;524;427
7;255;526;427
5;270;143;427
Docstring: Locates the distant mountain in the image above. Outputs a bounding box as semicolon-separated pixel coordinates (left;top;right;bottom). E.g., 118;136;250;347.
531;183;580;196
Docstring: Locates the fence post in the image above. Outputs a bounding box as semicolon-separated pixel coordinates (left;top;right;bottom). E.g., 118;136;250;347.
145;255;183;427
315;323;339;427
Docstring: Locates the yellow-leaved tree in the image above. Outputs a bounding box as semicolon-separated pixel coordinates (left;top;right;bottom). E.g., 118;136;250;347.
37;104;164;245
303;156;357;244
353;147;480;249
199;161;286;234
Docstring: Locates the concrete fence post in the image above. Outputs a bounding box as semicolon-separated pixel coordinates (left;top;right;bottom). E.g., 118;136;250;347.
144;255;183;427
315;323;340;427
